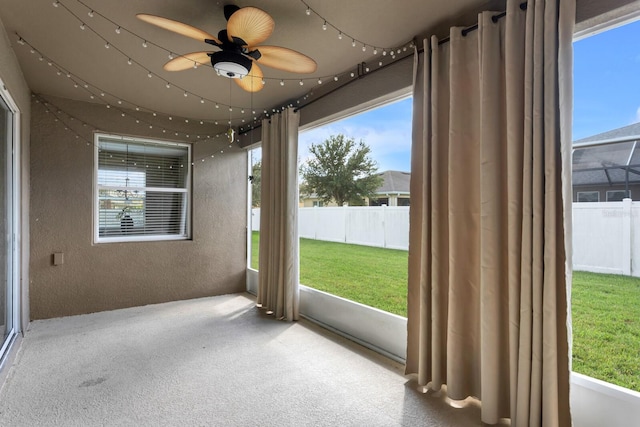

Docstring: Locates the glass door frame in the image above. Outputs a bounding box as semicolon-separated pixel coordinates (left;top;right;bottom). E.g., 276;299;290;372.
0;79;21;364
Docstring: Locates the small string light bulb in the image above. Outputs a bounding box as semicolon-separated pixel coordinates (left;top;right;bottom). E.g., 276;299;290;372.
80;23;86;30
322;21;327;30
127;58;132;65
87;10;94;17
52;1;60;7
305;7;311;15
280;80;285;86
299;80;304;86
115;26;121;34
17;38;25;45
352;39;356;47
142;40;148;48
338;32;342;40
362;44;366;52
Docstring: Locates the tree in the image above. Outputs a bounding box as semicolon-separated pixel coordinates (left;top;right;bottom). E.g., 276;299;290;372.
300;134;383;206
250;160;261;207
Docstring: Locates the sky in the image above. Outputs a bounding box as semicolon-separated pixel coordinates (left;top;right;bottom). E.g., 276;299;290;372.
573;19;640;140
298;97;413;172
254;18;640;173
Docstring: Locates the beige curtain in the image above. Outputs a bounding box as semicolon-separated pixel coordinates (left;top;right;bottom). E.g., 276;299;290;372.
406;1;574;425
257;107;300;321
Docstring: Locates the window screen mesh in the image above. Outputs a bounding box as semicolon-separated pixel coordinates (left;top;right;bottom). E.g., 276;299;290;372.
96;137;190;240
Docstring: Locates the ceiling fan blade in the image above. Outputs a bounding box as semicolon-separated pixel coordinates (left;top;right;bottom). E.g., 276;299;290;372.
234;63;264;92
226;7;274;46
252;46;317;74
164;52;212;71
136;14;220;44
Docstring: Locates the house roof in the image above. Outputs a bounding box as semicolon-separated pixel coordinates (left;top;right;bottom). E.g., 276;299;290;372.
376;170;410;195
574;121;640;144
573;122;640;186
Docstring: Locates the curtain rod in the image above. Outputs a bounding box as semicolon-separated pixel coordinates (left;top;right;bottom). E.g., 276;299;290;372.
296;2;526;116
432;2;527;48
239;55;412;136
240;1;527;137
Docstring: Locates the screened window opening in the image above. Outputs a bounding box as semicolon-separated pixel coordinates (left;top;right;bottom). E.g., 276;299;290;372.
94;134;191;242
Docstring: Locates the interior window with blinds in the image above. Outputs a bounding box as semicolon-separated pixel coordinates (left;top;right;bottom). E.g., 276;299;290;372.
94;134;191;242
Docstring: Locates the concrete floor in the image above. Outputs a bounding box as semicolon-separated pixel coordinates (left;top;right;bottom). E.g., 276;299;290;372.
0;293;484;426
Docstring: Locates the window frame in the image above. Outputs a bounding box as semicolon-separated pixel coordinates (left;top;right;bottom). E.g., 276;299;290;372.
577;191;600;202
606;189;630;202
93;133;192;244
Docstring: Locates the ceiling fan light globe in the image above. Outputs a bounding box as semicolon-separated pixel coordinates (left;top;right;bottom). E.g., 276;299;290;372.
214;62;249;79
210;51;252;79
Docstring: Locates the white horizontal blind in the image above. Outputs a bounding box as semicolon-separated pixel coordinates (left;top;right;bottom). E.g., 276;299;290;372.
95;134;191;242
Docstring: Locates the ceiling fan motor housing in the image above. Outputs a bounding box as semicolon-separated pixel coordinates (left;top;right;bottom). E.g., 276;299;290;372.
210;50;253;79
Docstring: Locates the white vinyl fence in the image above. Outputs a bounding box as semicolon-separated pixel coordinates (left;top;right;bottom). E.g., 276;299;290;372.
572;199;640;276
252;206;410;250
252;200;640;276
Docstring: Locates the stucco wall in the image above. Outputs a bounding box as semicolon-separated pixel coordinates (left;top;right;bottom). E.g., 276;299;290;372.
0;16;31;331
30;95;247;319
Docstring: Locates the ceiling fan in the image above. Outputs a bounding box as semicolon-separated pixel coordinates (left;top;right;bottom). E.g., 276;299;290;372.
137;5;317;92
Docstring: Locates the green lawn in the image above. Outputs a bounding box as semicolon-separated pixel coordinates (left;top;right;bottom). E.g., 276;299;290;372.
571;271;640;391
251;232;408;316
250;232;640;391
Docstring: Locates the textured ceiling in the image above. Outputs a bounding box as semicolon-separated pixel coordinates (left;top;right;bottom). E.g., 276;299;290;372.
1;0;497;129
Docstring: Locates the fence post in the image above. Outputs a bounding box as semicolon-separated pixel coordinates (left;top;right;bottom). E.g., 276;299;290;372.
313;206;317;240
382;205;387;248
343;205;348;243
622;198;632;276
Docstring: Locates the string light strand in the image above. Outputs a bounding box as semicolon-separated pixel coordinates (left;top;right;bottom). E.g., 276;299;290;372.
33;93;238;165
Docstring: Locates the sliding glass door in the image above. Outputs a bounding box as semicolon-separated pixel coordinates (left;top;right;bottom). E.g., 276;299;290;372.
0;93;17;359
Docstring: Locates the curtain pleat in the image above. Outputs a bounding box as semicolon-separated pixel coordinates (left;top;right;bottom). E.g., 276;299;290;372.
406;1;574;425
257;108;300;321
